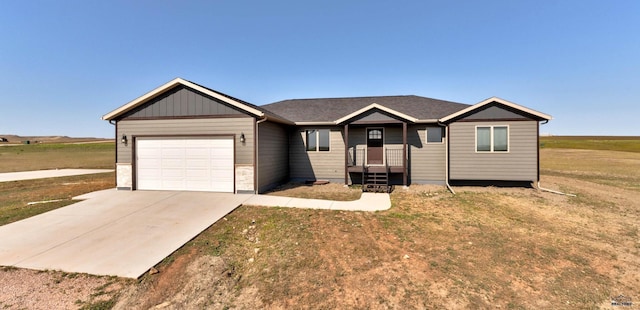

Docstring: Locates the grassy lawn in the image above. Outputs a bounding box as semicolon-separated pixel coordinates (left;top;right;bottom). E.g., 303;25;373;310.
0;142;115;225
540;135;640;192
0;173;115;226
540;135;640;153
0;142;114;172
1;137;639;308
119;136;640;308
0;141;116;225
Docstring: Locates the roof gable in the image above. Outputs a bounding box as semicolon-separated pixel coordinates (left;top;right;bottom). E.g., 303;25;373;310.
335;103;418;124
103;78;266;121
120;85;246;119
439;97;552;123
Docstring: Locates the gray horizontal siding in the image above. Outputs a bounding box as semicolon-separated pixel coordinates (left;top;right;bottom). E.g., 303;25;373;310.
257;121;289;192
449;121;538;181
116;118;254;165
409;125;445;182
290;126;344;180
123;85;243;119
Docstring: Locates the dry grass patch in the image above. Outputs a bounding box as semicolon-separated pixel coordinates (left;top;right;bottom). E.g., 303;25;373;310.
0;172;115;226
264;181;362;201
3;140;638;309
541;148;640;191
124;174;639;308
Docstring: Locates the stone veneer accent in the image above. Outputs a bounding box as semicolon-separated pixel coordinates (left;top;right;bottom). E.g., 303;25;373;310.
116;163;132;190
235;165;254;193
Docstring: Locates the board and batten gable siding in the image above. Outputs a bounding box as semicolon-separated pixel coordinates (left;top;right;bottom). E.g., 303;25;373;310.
449;120;538;181
459;105;529;121
116;118;254;165
257;121;289;192
122;85;244;119
289;126;344;181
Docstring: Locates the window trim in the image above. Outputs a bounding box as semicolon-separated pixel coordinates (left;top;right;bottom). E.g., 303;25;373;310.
426;127;444;144
305;129;331;152
475;125;509;153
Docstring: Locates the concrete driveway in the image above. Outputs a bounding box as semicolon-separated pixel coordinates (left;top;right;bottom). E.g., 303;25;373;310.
0;189;252;278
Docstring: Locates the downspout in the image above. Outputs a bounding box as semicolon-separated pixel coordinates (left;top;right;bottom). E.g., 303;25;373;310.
444;125;456;195
108;119;117;188
255;117;268;194
536;119;575;196
536;182;576;197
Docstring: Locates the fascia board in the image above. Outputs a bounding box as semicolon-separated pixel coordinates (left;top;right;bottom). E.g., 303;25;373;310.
414;119;441;124
294;122;336;126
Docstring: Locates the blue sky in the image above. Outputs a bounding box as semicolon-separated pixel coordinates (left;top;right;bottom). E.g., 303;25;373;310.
1;1;638;137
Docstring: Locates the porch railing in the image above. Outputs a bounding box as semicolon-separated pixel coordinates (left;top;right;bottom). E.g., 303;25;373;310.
385;148;404;167
347;147;404;167
348;147;365;167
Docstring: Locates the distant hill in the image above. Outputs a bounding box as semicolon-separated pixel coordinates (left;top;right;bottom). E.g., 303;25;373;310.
0;135;112;144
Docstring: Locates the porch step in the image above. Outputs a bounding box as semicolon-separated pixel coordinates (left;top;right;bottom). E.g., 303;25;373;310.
363;171;391;193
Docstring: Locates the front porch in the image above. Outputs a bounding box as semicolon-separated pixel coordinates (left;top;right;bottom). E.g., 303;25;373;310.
346;147;405;192
343;121;409;191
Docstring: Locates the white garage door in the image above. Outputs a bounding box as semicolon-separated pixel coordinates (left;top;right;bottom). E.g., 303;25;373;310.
136;137;234;192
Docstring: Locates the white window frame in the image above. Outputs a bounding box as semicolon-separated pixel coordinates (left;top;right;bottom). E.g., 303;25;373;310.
475;125;509;153
426;127;444;144
305;129;331;152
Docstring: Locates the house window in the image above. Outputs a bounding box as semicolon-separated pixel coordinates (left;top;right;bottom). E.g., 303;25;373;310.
476;126;509;152
368;129;382;140
306;129;330;151
426;127;444;143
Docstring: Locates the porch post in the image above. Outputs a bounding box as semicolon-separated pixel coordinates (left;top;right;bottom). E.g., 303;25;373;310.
344;124;349;185
402;122;407;187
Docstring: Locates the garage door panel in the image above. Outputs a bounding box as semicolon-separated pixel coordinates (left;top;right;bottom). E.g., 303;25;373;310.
160;140;185;147
161;148;185;157
186;159;209;167
138;168;161;178
137;158;161;169
211;162;233;169
161;158;185;167
185;140;215;147
186;169;209;177
161;169;185;178
138;179;161;189
139;139;163;147
185;148;210;158
137;137;235;192
162;180;185;189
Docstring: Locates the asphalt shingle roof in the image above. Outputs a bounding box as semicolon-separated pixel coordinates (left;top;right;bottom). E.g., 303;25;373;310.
260;95;471;123
186;80;292;122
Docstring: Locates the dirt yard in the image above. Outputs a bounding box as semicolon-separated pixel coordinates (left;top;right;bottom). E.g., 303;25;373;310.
1;146;639;309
